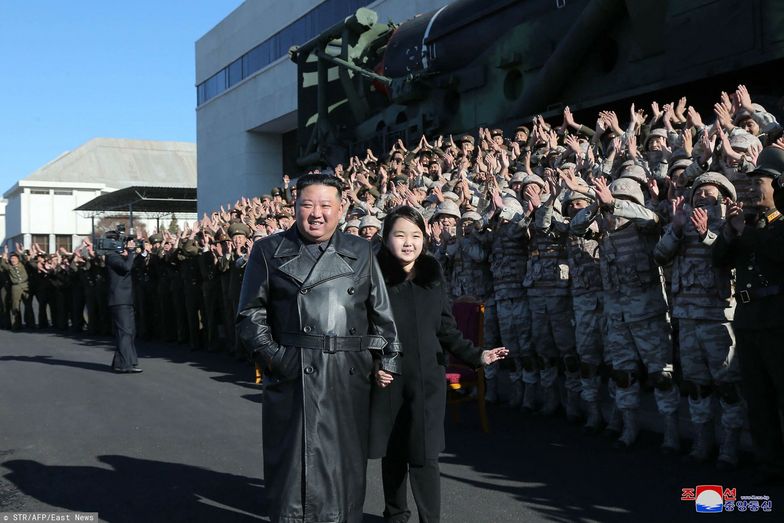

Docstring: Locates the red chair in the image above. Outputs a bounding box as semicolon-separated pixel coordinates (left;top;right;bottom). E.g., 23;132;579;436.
446;299;489;433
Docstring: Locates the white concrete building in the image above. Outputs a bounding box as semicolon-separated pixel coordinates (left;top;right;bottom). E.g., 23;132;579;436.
2;138;197;252
0;198;6;247
195;0;450;215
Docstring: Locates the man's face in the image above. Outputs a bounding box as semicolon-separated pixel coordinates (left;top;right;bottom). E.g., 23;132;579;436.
360;226;378;240
567;198;590;219
461;141;474;155
739;117;760;136
345;226;359;236
296;184;343;242
648;136;666;151
232;234;247;251
279;216;293;229
163;242;172;252
9;255;19;266
437;215;457;229
460;219;475;235
429;162;441;177
125;239;136;250
748;176;776;211
493;135;504;146
515;131;528;142
692;184;721;208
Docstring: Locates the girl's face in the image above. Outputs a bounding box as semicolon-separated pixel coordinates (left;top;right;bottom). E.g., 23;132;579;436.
385;217;423;268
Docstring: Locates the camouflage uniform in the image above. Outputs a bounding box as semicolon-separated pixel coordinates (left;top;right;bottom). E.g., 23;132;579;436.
527;195;579;417
654;173;743;463
571;179;679;449
488;198;531;405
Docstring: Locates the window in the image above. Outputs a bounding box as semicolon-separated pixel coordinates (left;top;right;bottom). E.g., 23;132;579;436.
196;0;374;106
55;235;72;252
31;234;50;253
54;190;72;196
30;189;49;195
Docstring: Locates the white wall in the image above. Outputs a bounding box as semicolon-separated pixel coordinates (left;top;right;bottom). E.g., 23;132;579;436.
0;199;6;247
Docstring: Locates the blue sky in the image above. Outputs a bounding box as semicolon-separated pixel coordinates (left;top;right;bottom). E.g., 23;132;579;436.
0;0;243;194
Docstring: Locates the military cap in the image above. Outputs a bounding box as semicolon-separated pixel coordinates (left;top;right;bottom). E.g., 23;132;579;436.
644;128;669;149
181;239;200;257
228;222;252;238
461;211;482;222
667;158;693;176
521;173;547;190
732;104;765;125
458;134;475;145
441;191;460;203
274;213;288;220
499;196;524;221
433;200;461;220
359;215;382;230
510;171;526;183
748;146;784;179
491;128;504;137
358;187;381;199
691;172;736;203
729;132;762;151
501;187;517;198
214;229;229;242
515;125;530;135
618;163;648;185
261;194;272;201
344;219;361;230
271;187;282;196
148;233;163;244
563;177;593;204
609;178;645;206
393;176;409;186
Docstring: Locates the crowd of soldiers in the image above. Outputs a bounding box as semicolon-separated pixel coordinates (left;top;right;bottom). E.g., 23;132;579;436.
2;84;784;480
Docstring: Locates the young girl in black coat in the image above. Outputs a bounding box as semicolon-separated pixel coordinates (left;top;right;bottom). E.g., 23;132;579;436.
371;205;507;522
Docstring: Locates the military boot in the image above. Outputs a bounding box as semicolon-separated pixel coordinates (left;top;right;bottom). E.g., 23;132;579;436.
583;401;604;433
485;377;499;405
539;385;560;416
604;406;622;437
686;422;715;464
717;428;741;470
521;383;537;414
614;409;639;449
661;413;681;454
508;380;523;409
565;391;582;424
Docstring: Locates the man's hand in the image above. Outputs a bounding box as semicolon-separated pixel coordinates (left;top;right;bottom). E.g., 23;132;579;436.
375;369;394;388
563;106;577;129
735;84;754;114
593;176;614;207
690;207;709;239
524;184;542;209
725;198;745;235
671;196;687;235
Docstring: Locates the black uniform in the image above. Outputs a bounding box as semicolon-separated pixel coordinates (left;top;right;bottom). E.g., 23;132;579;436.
713;209;784;479
106;250;139;371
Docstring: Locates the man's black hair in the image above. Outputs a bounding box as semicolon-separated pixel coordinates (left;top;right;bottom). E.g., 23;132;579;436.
295;173;343;199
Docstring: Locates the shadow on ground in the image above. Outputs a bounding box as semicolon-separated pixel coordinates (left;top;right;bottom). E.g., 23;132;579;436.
2;455;265;522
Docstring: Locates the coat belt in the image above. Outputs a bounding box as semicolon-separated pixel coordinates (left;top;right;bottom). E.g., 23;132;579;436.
278;332;366;353
736;284;784;304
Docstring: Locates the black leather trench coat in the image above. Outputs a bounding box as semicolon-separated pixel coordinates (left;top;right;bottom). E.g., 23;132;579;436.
237;227;401;523
369;253;483;466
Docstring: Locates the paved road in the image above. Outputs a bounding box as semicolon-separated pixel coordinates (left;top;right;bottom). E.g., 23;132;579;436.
0;330;781;522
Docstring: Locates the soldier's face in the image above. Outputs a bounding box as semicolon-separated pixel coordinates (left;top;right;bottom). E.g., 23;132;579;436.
567;199;590;218
386;217;423;269
692;185;721;208
493;135;503;145
739;118;759;136
296;184;344;243
345;226;359;236
360;226;378;240
232;234;247;250
648;136;666;151
748;176;775;211
9;255;19;266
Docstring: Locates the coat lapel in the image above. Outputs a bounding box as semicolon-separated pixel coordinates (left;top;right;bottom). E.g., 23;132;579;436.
301;232;355;289
275;228;357;288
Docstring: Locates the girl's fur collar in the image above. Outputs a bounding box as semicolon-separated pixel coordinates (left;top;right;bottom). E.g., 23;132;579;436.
377;249;442;288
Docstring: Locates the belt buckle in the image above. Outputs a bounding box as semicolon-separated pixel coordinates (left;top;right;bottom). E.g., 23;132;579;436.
323;335;337;354
740;290;750;304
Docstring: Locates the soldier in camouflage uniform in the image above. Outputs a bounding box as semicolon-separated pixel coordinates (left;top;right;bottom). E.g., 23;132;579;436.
488;195;531;407
541;175;608;430
524;174;580;419
571;176;680;451
654;172;744;467
448;211;501;401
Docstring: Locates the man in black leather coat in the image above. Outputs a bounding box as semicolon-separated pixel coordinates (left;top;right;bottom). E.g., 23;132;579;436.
237;174;401;523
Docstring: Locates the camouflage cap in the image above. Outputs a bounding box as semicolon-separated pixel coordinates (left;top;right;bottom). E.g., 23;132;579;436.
563;177;593;204
344;219;361;230
691;172;737;203
618;163;648;185
434;200;461;220
461;211;482;222
729;132;762;151
499;196;524;221
228;222;252;238
609;178;645;206
510;171;526;183
359;215;382;230
644;128;669;149
667;158;693;176
441;191;460;203
521;173;547;190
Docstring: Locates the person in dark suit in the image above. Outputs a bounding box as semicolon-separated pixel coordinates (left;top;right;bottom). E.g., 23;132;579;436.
106;236;142;374
370;206;507;523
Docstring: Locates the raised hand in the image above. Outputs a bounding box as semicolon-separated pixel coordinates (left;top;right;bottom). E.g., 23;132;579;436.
592;176;614;207
725;197;745;235
671;196;687;234
563;106;577;128
687;106;704;128
675;97;688;122
736;84;754;113
690;207;709;238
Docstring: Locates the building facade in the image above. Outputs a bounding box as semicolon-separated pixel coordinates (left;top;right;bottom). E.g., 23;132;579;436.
2;138;197;252
195;0;450;215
